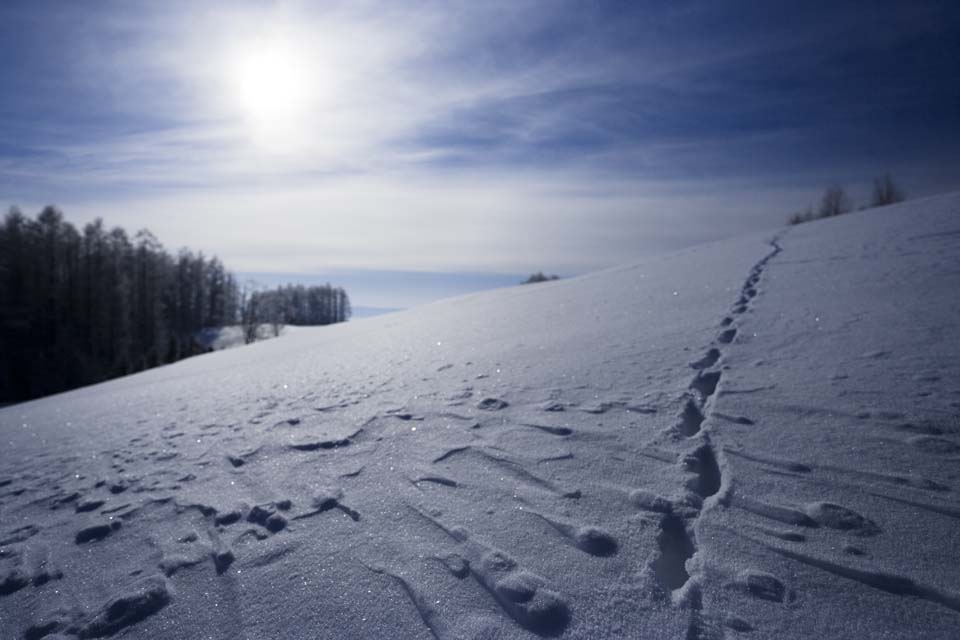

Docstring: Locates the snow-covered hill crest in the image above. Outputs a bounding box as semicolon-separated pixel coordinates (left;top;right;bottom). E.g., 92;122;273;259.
2;192;959;639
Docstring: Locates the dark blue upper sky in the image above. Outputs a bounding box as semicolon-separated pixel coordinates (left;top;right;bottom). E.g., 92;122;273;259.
2;1;959;307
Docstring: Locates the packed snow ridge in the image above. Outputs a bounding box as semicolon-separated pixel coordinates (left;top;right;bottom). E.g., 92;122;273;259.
2;192;959;639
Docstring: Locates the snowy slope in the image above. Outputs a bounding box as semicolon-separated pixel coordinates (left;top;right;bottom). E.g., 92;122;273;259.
1;193;959;639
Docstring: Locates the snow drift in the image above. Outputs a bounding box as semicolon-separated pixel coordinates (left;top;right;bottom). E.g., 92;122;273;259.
2;192;959;639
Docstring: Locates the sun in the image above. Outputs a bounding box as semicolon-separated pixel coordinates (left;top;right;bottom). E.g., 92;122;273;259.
226;38;317;148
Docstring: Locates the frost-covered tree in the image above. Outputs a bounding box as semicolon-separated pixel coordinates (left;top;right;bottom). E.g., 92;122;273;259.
246;283;352;331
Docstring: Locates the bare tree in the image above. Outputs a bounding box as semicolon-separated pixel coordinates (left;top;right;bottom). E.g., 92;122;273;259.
239;281;261;345
871;175;905;207
264;291;286;337
787;206;815;226
819;185;852;218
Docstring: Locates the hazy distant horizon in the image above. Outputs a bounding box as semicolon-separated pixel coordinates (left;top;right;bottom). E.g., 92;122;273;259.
238;268;551;311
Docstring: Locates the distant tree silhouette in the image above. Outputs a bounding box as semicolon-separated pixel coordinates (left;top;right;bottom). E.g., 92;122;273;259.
522;272;560;284
239;280;262;345
871;175;905;207
247;283;351;329
819;185;852;218
787;175;910;225
787;206;816;226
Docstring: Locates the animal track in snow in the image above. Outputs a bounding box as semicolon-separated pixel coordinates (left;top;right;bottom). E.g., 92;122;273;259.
731;495;818;528
477;398;509;411
717;328;737;344
676;397;705;437
364;563;457;639
23;575;172;638
524;510;618;557
690;370;722;398
80;574;172;637
689;348;720;370
804;502;880;536
410;507;571;635
75;521;121;544
725;569;791;603
748;535;960;614
0;568;29;597
0;546;62;598
630;489;674;513
645;237;784;632
685;444;722;499
247;503;290;532
650;514;695;591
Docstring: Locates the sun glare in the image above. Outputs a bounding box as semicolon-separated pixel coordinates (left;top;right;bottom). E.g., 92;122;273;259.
227;38;319;148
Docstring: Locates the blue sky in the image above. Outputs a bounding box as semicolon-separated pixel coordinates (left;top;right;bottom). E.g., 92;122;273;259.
2;1;959;308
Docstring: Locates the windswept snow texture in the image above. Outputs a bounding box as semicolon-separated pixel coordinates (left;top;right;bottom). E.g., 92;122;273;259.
2;193;960;639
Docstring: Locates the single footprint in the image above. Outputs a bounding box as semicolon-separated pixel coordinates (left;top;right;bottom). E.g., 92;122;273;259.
717;328;737;344
689;348;720;370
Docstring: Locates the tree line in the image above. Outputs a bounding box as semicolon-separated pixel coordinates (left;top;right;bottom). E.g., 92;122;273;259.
787;175;905;225
241;283;351;344
0;206;350;404
522;272;560;284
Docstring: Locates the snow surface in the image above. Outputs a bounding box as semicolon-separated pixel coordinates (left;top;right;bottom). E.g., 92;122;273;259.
1;192;959;639
194;325;289;352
